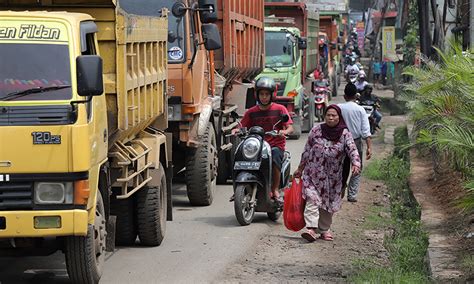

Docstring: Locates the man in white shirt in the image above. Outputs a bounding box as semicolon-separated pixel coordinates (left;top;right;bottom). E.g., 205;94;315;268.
339;83;372;202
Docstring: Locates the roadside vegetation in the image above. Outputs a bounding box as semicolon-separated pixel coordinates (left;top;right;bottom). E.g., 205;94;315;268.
351;126;430;283
402;44;474;212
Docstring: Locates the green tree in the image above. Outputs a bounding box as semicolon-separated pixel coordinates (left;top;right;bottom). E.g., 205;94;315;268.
403;43;474;211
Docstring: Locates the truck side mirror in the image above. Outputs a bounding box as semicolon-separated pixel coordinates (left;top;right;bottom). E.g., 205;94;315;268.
172;1;187;18
298;37;307;50
201;23;222;50
76;55;103;97
198;0;218;23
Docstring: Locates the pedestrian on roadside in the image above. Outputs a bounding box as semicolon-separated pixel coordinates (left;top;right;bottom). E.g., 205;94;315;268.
339;83;372;203
373;61;381;83
381;60;387;85
293;105;361;242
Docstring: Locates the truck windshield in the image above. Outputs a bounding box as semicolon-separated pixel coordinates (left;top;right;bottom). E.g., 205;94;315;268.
265;32;295;68
120;0;186;62
0;43;72;101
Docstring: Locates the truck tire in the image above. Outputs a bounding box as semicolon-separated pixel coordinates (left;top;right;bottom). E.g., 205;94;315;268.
185;122;218;206
302;92;315;133
288;115;301;140
332;74;338;97
65;194;106;284
110;194;136;245
136;164;167;246
216;150;229;185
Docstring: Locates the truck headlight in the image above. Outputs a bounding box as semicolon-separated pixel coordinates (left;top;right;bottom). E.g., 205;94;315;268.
242;137;260;159
34;182;73;204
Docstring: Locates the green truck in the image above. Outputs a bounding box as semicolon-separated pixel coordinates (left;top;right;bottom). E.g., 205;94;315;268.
257;2;319;139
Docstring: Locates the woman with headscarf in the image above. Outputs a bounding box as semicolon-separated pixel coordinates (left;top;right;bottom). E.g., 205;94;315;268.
293;105;361;242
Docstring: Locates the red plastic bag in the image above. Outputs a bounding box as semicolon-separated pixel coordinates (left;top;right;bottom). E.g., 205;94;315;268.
283;178;306;231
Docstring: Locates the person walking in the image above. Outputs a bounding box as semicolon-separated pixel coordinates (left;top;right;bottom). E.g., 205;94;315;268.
339;83;372;202
293;105;361;242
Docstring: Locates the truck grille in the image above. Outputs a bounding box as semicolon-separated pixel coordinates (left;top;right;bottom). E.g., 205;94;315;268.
0;182;34;210
0;105;73;126
276;81;287;96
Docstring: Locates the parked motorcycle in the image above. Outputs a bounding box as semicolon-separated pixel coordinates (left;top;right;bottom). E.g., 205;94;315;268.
232;115;291;226
312;80;329;122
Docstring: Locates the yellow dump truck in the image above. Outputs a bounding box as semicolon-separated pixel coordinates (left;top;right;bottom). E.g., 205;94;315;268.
0;1;171;283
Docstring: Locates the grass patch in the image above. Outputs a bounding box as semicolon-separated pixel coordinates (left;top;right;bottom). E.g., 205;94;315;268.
461;254;474;275
362;205;392;230
350;125;430;283
363;159;385;180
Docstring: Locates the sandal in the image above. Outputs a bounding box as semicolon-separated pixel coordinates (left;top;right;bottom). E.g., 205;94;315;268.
320;232;334;241
301;230;318;242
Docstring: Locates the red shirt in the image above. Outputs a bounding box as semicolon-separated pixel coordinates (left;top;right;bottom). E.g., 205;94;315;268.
240;103;293;150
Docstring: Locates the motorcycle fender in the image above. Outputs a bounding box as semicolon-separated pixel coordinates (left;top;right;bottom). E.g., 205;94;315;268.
234;172;263;187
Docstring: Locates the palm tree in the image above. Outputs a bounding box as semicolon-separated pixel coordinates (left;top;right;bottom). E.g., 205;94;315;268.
403;43;474;211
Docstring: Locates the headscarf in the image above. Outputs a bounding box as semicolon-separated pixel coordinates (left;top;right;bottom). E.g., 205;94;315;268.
320;104;347;141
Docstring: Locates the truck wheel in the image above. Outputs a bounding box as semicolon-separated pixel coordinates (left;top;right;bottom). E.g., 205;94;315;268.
136;164;167;246
65;194;106;284
234;184;256;226
332;74;338;97
288;116;301;140
110;194;137;245
185;122;217;206
302;92;315;133
216;150;229;185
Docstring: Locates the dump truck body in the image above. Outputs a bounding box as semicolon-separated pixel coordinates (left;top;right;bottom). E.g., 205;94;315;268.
0;1;170;281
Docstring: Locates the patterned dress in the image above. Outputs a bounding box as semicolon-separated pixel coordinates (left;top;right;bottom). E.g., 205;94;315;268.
300;124;361;213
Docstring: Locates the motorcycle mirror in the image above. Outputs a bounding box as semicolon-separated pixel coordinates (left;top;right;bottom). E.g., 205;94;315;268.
280;114;290;123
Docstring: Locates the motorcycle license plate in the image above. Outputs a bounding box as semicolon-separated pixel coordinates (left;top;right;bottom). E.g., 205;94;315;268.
234;161;261;170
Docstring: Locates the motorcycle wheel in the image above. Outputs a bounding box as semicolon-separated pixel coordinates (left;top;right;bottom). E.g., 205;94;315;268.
234;184;256;226
267;211;282;222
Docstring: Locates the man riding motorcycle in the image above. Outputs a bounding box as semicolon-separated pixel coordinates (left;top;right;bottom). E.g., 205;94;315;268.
359;84;382;128
231;77;294;203
345;57;360;82
355;70;368;93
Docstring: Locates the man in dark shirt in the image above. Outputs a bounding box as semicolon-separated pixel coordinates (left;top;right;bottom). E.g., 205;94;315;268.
232;77;294;201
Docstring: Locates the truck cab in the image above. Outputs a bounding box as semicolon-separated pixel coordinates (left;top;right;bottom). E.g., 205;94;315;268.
257;26;307;139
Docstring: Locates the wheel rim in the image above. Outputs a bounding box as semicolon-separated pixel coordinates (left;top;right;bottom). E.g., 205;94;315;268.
94;195;106;265
241;186;254;221
209;127;218;183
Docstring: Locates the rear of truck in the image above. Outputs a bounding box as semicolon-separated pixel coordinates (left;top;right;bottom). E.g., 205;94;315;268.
0;1;170;283
159;0;265;204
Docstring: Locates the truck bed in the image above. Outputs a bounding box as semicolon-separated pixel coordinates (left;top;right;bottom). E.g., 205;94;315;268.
214;0;265;84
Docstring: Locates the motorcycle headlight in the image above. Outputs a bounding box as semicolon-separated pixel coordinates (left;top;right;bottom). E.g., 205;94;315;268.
34;182;73;204
242;137;261;159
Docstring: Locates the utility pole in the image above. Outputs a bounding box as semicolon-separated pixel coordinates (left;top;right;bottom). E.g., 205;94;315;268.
418;0;432;57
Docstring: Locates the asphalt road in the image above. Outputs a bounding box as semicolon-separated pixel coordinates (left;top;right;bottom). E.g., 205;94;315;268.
0;134;307;284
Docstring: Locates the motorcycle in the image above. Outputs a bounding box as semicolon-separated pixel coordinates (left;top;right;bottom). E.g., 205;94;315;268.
358;99;378;134
312;80;329;122
232;114;291;226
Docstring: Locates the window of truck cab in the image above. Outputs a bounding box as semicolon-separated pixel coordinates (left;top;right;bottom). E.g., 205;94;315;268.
119;0;187;63
265;31;295;68
0;20;72;101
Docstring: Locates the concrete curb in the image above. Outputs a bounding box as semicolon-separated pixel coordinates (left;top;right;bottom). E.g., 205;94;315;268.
409;150;464;281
